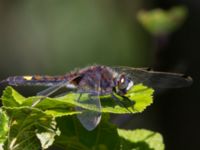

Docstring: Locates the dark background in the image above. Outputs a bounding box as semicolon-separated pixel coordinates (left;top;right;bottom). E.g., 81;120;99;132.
0;0;199;149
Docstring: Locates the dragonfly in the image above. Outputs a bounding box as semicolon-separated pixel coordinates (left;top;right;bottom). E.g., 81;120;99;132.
0;65;193;131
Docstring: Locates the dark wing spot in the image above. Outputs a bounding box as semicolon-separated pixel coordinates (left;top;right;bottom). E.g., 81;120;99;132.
146;68;152;71
181;74;188;78
71;75;84;85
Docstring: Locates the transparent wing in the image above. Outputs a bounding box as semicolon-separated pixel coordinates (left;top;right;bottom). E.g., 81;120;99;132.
32;75;83;106
76;94;101;131
32;82;66;107
76;75;102;131
37;84;65;96
36;74;82;97
113;66;193;88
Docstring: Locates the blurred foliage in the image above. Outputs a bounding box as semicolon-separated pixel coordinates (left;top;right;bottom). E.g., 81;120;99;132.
0;85;165;149
137;6;188;36
0;0;150;76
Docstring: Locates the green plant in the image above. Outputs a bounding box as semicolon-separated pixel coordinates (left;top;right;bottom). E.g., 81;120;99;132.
137;6;188;36
0;84;164;150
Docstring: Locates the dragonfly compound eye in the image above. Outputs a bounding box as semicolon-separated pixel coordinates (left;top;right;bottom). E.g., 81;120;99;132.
116;74;134;95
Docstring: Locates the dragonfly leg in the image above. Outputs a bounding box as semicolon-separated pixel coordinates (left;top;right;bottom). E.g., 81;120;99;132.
121;95;135;112
111;93;133;113
31;97;46;107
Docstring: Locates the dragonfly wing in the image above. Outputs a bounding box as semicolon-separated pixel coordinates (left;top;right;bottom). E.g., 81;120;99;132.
36;73;84;97
32;82;67;107
37;84;65;96
76;94;101;131
76;74;102;131
113;66;193;88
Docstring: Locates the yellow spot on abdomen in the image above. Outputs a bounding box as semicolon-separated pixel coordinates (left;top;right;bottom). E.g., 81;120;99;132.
23;76;32;80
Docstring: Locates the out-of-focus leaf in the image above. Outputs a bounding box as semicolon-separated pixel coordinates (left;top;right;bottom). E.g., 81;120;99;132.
137;6;188;35
118;129;165;150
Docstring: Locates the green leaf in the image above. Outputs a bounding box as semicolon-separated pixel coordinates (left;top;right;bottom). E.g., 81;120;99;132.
118;129;165;150
53;115;120;150
2;107;59;150
0;109;9;146
91;84;154;114
137;6;188;35
0;85;155;149
1;86;26;107
125;84;154;113
43;84;154;114
2;84;154;116
36;129;60;149
1;86;79;117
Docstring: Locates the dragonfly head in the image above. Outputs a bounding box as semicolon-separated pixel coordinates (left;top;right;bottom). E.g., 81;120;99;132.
114;73;134;96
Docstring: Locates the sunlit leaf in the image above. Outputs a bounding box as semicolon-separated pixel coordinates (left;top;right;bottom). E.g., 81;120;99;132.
0;109;9;145
125;84;154;113
30;84;153;114
2;84;154;115
36;129;60;149
1;86;26;107
118;129;165;150
95;84;154;114
0;85;156;149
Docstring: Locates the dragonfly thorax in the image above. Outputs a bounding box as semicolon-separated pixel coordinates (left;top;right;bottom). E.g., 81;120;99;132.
66;66;118;95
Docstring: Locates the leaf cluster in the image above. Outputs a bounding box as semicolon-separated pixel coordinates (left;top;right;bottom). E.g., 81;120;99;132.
0;84;164;150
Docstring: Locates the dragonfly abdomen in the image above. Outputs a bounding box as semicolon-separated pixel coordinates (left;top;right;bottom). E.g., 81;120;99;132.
4;75;66;86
